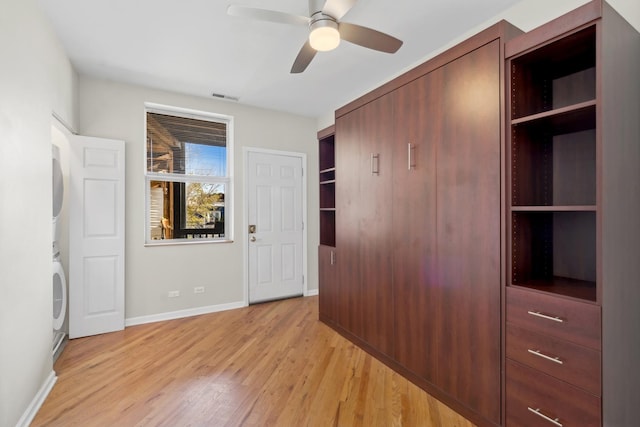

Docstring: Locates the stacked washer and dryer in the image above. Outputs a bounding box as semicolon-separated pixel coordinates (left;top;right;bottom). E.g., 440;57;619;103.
52;144;68;357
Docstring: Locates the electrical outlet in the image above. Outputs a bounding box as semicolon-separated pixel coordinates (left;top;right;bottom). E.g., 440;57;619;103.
194;286;205;294
168;290;180;298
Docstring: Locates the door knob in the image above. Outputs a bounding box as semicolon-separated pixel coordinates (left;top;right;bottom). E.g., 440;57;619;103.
250;236;256;242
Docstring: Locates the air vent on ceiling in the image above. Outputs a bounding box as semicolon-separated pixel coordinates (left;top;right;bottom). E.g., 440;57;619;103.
212;93;239;102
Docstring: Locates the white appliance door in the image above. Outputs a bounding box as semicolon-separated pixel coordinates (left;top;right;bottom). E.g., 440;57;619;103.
69;135;125;338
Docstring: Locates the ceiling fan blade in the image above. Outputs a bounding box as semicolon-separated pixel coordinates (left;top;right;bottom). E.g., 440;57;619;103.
227;5;309;26
291;41;317;74
321;0;358;20
339;22;403;53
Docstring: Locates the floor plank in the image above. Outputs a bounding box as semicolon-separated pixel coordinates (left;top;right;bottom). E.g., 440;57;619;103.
33;296;475;426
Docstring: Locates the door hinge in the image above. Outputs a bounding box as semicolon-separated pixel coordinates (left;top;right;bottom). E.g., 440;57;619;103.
302;275;305;284
302;222;304;230
302;168;304;177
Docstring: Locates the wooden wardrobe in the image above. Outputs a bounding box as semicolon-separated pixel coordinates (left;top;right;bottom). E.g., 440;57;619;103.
319;1;639;425
319;20;522;426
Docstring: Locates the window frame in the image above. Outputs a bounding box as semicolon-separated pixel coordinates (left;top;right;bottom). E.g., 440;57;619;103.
144;103;234;246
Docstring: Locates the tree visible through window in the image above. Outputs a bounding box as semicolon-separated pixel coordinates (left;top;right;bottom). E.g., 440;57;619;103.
145;106;233;243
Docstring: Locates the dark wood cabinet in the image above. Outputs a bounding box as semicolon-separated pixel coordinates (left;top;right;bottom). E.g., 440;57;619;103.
318;245;337;322
318;126;338;325
506;359;601;426
506;323;601;395
327;21;521;427
505;2;640;425
319;2;638;426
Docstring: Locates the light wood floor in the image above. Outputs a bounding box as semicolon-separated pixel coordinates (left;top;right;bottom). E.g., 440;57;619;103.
33;296;474;427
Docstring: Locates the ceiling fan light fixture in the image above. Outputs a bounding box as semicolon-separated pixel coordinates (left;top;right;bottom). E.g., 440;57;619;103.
309;18;340;51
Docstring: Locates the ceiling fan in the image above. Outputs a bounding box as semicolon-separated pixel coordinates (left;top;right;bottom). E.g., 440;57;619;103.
227;0;403;73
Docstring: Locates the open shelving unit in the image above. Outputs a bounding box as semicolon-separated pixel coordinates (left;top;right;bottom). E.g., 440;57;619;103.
504;4;640;422
508;25;597;302
318;127;336;247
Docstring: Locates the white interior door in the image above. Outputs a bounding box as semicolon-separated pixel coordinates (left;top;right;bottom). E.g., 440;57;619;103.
247;150;304;303
69;135;125;338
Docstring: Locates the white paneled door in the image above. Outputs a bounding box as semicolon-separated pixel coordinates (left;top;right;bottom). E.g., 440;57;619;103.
247;150;304;304
69;136;125;338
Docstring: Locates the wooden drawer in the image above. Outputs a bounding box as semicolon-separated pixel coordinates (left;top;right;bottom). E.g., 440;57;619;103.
507;323;601;395
506;286;601;349
506;359;601;426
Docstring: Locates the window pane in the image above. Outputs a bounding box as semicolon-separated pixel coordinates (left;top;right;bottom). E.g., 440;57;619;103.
185;182;225;230
185;143;226;176
147;112;227;176
148;180;226;241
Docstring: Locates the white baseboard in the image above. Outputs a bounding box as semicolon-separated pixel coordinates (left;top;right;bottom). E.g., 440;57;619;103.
126;293;319;327
16;371;57;427
125;301;247;327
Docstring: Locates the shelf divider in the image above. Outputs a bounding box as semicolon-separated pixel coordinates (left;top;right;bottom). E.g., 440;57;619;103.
511;205;596;212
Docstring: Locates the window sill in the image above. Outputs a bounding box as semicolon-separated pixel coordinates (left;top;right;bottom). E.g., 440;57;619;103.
144;239;234;247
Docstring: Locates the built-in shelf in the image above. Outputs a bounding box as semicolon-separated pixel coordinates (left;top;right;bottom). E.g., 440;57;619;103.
508;24;597;304
510;278;597;302
319;127;336;247
503;4;640;424
511;100;596;134
511;205;596;212
510;25;596;120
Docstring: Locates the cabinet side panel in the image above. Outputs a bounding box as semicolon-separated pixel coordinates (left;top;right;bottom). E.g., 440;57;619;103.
600;4;640;425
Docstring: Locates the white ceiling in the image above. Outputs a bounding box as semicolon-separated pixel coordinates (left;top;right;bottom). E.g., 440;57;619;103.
37;0;523;118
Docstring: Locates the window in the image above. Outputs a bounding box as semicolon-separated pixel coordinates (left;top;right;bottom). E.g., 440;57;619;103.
145;104;233;244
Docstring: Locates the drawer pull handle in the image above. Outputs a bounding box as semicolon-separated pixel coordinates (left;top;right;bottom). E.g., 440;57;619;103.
528;349;564;364
527;310;564;323
528;407;563;427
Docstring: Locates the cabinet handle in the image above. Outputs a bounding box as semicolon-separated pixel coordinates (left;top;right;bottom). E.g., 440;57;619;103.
527;407;563;427
371;153;380;175
330;250;335;265
407;143;416;170
528;349;564;364
527;310;564;323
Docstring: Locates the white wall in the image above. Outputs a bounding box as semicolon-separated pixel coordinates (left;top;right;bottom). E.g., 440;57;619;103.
317;0;639;130
0;0;78;425
77;76;319;320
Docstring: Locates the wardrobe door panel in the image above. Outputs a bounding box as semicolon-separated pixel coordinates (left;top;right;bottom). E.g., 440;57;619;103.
392;73;438;380
335;113;363;337
435;40;502;423
318;245;338;323
358;94;395;357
